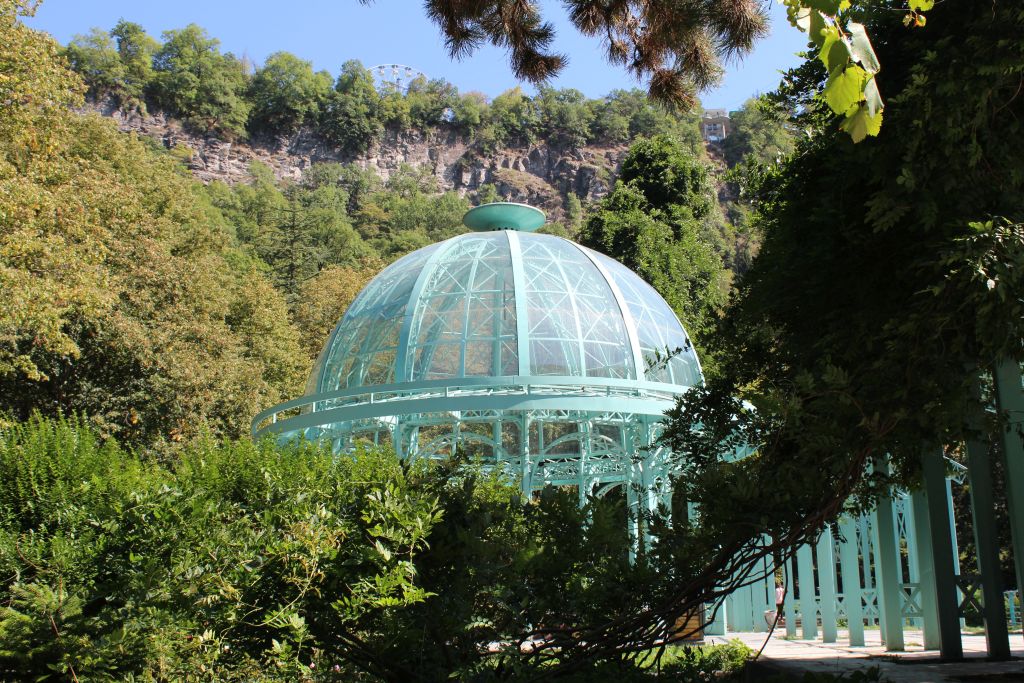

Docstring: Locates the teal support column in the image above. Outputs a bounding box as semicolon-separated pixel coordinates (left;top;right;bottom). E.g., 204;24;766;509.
784;556;798;638
735;584;754;632
910;487;940;651
724;593;736;632
797;543;817;639
626;478;640;563
838;517;865;646
994;357;1024;645
964;427;1011;659
902;495;923;630
858;514;878;626
706;599;727;636
520;414;533;501
919;450;964;659
753;551;774;632
818;525;839;643
872;483;905;650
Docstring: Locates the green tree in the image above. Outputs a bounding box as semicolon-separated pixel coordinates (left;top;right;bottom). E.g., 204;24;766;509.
64;21;158;112
405;75;459;129
535;86;595;149
451;90;487;135
149;23;251;137
628;0;1024;664
721;97;795;167
110;20;158;108
64;28;126;101
292;261;382;360
485;86;538;148
320;59;382;154
208;162;374;300
248;51;332;136
591;89;702;149
581;135;726;347
1;10;304;444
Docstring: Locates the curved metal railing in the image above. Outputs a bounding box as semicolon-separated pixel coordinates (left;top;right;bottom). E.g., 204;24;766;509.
252;375;690;437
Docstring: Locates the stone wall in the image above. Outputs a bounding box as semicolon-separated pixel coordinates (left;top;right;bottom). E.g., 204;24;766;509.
83;100;628;219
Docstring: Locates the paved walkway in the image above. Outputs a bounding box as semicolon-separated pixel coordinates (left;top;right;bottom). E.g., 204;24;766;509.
708;630;1024;682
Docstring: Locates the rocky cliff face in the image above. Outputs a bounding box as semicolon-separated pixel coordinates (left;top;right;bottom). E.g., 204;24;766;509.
85;100;628;220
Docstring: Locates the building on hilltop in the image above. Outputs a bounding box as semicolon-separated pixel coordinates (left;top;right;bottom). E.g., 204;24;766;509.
701;108;730;142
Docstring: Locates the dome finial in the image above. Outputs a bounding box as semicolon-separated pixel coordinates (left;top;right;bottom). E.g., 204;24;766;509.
463;202;546;232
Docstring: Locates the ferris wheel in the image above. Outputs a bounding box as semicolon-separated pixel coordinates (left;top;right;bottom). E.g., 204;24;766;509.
369;64;427;93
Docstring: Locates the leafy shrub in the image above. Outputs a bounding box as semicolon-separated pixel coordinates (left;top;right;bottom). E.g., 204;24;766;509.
0;415;442;680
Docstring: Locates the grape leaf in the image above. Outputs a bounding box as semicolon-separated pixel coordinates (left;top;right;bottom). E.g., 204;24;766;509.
823;34;851;73
823;65;867;115
839;103;883;143
809;10;828;47
848;22;881;74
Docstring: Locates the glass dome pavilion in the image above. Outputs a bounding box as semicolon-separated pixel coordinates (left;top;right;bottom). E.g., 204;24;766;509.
253;203;701;506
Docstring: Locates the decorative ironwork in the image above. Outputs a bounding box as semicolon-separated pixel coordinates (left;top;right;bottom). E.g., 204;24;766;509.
956;573;984;617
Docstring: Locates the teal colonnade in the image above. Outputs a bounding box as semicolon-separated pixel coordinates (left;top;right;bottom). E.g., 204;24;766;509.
716;361;1024;660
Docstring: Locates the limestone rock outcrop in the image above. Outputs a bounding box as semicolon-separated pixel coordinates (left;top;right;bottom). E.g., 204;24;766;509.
84;100;629;221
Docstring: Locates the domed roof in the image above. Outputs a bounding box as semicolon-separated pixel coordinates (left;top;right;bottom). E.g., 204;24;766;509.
307;230;701;395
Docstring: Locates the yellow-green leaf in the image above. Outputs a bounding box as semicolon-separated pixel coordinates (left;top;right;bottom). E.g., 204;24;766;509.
822;34;851;73
839;103;883;143
909;0;934;10
823;65;867;115
809;10;828;47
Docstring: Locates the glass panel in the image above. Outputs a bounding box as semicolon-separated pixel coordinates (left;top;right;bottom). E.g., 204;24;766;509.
313;244;439;392
586;247;701;386
519;234;634;378
408;232;517;381
464;340;494;376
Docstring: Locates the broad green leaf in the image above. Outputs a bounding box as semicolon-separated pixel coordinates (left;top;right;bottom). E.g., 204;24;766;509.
848;22;881;74
839;103;883;143
809;10;828;47
823;34;851;73
863;76;883;117
823;65;866;115
909;0;934;9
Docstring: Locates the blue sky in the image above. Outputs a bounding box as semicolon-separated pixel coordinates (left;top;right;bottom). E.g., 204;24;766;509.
27;0;808;111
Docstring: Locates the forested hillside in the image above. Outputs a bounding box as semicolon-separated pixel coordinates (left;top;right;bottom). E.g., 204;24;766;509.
64;19;791;267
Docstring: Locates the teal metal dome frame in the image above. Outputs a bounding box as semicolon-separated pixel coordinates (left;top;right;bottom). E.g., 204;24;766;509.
253;209;701;520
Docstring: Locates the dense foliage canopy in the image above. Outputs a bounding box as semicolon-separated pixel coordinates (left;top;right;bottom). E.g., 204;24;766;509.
0;0;306;445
